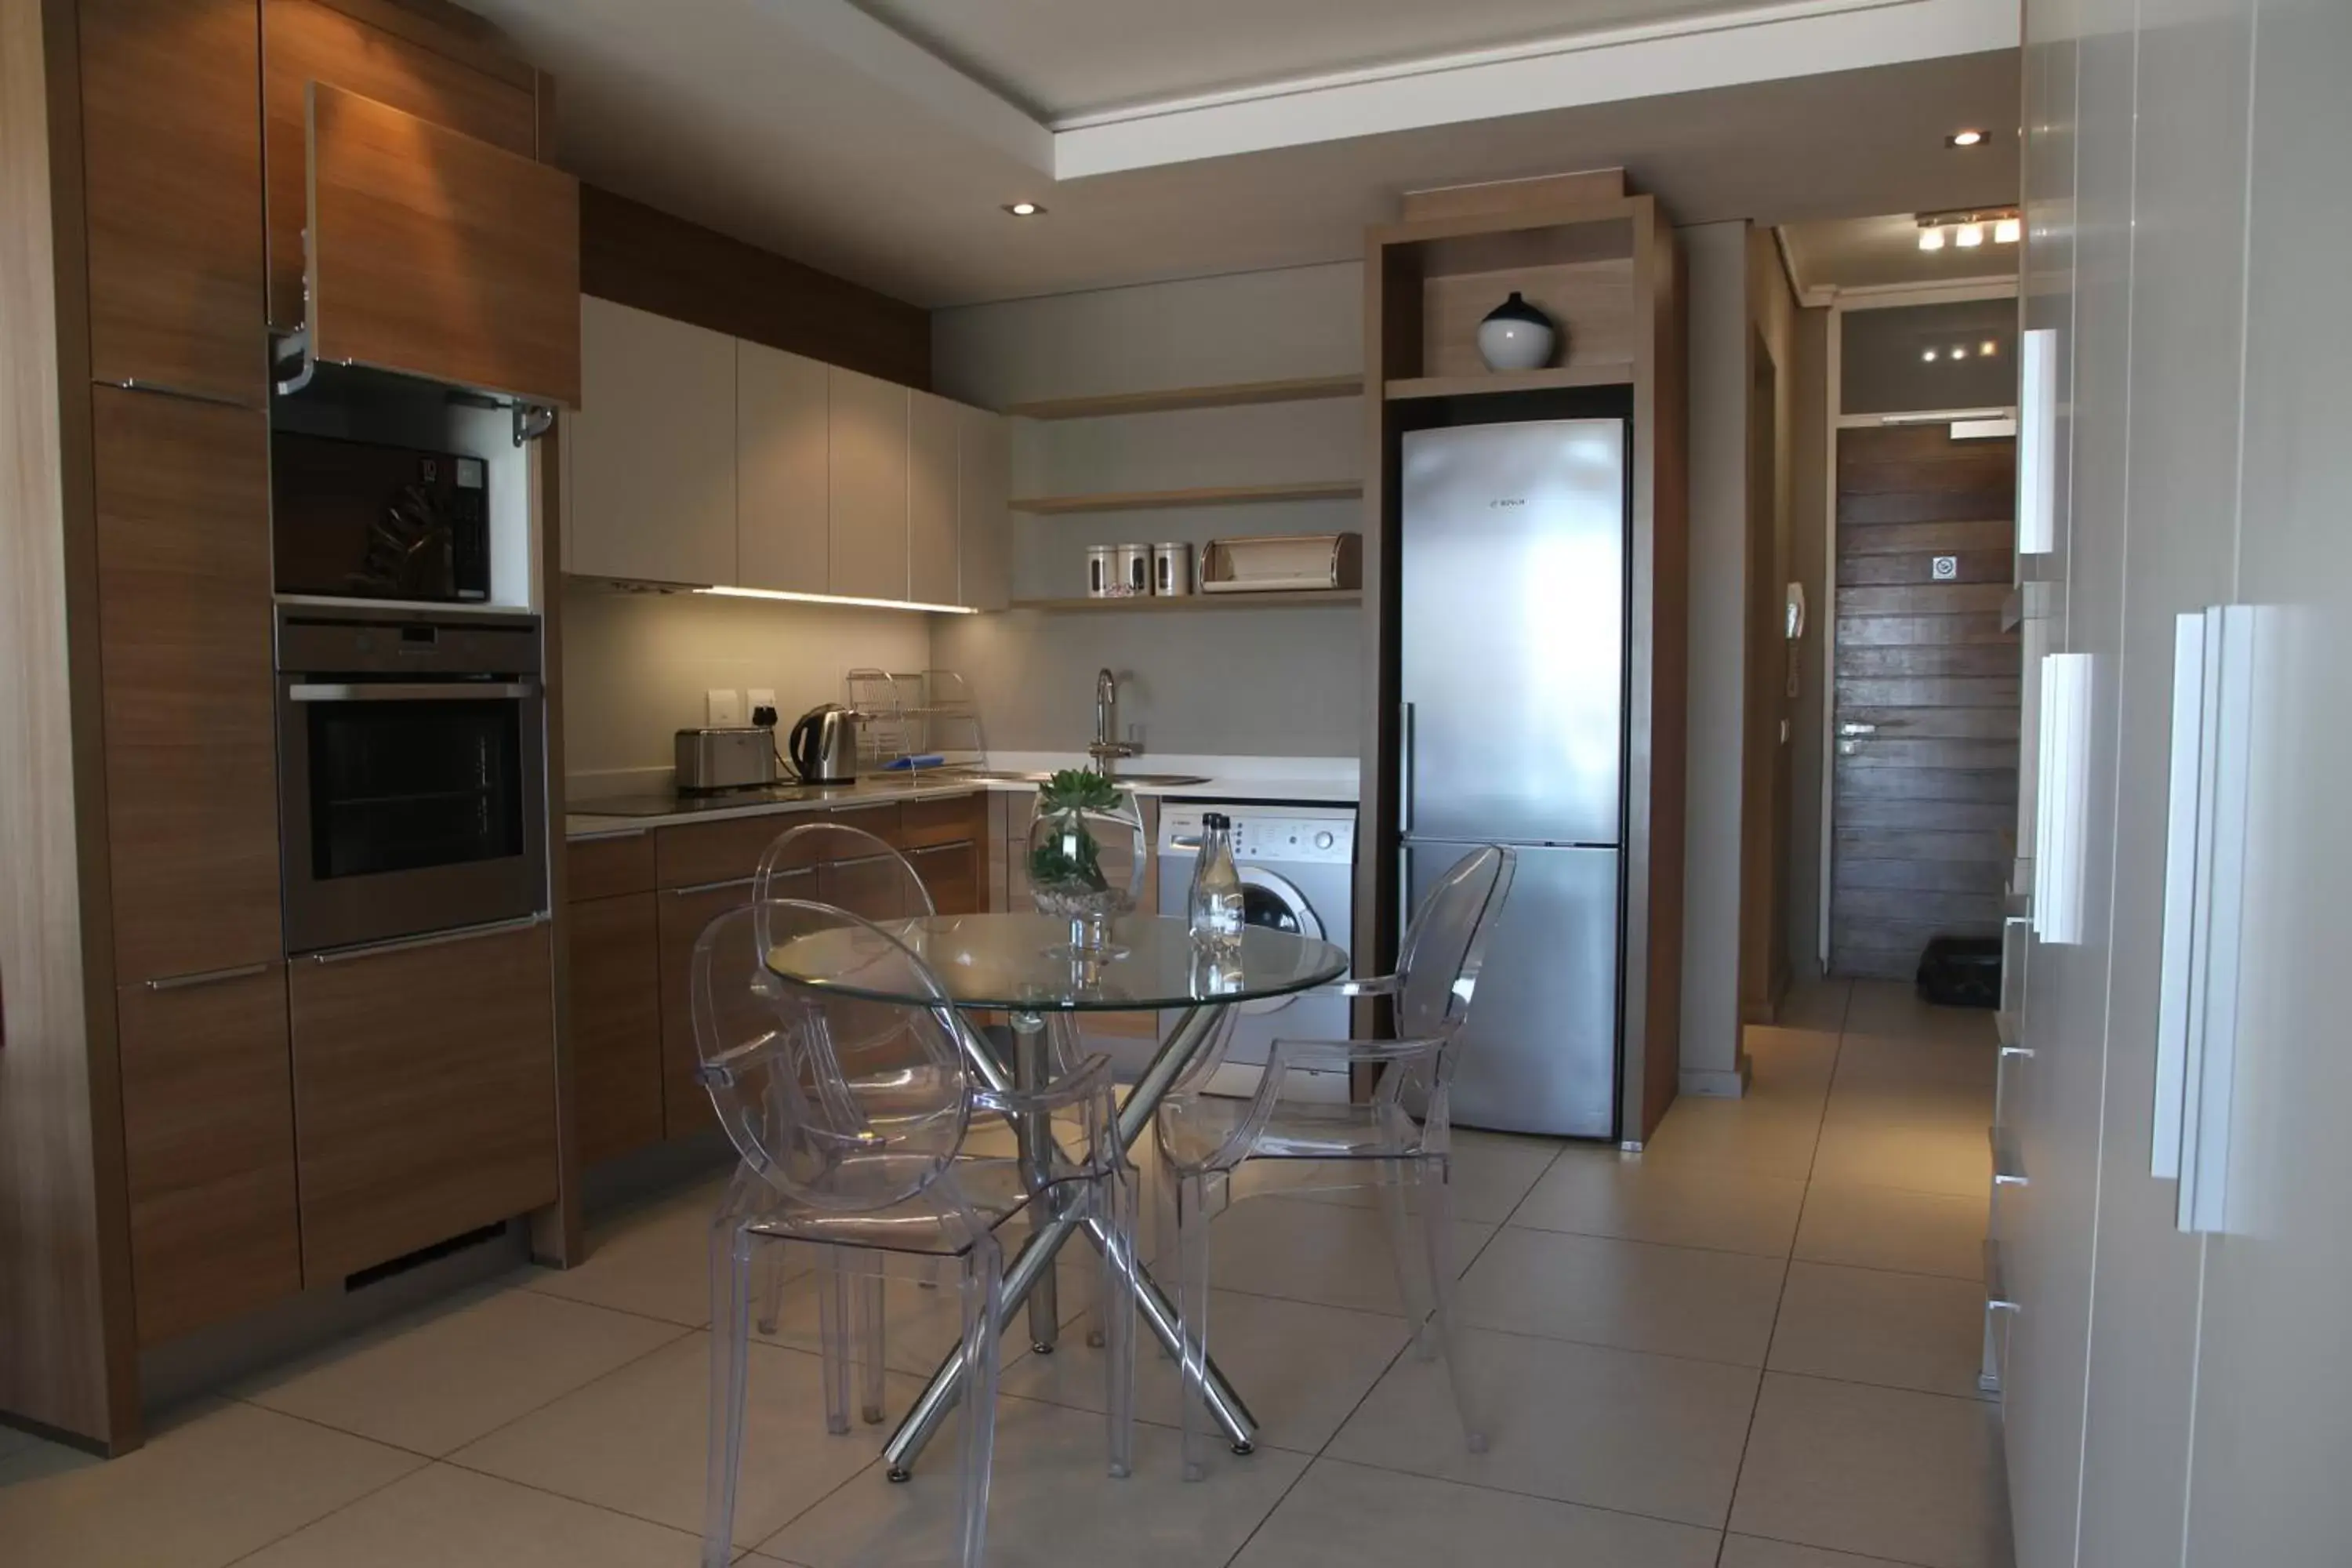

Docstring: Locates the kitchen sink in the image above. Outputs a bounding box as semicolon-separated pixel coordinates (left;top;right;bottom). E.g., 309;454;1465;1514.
956;769;1213;788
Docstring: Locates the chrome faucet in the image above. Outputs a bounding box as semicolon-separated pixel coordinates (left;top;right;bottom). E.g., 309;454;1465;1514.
1088;667;1138;775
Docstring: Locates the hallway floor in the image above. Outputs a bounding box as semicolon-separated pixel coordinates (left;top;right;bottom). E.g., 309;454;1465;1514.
0;980;2011;1567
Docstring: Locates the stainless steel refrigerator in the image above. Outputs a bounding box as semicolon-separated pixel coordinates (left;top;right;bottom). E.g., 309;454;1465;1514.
1400;417;1626;1138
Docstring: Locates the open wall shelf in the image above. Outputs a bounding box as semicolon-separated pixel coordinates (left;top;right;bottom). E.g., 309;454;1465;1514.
1385;363;1634;400
1008;480;1362;514
1009;590;1360;612
1001;374;1363;420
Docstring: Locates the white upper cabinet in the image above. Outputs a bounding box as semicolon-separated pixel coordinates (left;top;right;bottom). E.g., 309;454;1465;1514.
908;390;960;607
569;296;738;587
956;401;1010;611
828;367;911;602
736;341;830;594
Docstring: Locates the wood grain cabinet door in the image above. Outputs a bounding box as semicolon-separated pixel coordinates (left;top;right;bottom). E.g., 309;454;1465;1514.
827;367;909;601
658;877;759;1140
306;82;580;407
908;390;960;606
262;0;538;331
118;964;301;1345
288;920;557;1281
737;341;829;593
572;296;738;586
76;0;267;402
92;388;282;982
567;891;661;1167
907;842;981;916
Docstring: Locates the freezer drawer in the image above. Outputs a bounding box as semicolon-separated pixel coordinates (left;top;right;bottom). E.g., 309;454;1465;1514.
1409;840;1620;1138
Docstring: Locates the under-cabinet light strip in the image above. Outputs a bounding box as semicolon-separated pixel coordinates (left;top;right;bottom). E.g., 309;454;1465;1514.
695;586;978;614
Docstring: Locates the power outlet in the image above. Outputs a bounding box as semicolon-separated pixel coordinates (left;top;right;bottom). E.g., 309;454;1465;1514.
705;688;745;727
746;688;778;726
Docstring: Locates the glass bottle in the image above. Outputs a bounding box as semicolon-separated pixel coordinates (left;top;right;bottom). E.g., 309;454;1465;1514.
1187;811;1245;955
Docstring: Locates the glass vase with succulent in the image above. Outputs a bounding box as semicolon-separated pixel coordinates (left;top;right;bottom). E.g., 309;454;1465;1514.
1026;769;1146;958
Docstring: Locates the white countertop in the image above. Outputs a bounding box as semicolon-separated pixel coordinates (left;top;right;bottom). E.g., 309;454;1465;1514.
565;753;1358;837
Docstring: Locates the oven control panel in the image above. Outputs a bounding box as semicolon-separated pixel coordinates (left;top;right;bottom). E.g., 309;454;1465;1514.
1159;804;1356;865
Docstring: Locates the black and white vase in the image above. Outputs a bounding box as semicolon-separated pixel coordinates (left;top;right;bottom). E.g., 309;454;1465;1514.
1476;291;1559;372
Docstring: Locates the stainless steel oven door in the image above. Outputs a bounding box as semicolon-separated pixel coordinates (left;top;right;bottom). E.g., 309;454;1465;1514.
278;677;547;953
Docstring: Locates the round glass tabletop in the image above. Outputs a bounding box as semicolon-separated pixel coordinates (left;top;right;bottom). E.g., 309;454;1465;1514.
765;912;1350;1013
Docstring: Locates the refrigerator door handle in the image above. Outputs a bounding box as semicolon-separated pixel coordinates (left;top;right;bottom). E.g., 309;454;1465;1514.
1398;701;1414;835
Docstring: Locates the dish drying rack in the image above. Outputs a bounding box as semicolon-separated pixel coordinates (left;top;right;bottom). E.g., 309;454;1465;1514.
844;669;987;774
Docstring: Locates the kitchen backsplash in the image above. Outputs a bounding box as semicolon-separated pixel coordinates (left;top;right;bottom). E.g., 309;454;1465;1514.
561;579;929;798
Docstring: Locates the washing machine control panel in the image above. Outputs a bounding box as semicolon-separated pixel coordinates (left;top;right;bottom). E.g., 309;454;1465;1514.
1159;804;1356;865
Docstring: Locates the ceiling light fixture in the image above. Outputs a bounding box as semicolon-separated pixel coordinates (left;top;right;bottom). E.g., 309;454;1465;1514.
1003;201;1044;217
1918;227;1947;252
1982;339;2000;355
1923;348;1940;362
1947;129;1987;147
1952;345;1969;359
1995;216;2023;244
1918;206;2024;251
1955;223;1985;248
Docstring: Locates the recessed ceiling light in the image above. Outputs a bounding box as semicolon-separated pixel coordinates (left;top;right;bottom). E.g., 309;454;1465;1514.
1952;345;1969;359
1947;129;1987;147
1923;348;1940;362
1003;201;1045;217
1981;339;2000;355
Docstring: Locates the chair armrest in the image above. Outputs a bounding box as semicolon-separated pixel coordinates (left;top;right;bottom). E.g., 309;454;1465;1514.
1330;971;1403;999
1268;1034;1446;1072
973;1049;1117;1116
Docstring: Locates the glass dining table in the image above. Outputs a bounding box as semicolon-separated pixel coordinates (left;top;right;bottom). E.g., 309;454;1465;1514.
764;910;1351;1479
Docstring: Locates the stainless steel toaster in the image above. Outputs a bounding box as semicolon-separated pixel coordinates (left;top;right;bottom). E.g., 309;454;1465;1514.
674;727;781;793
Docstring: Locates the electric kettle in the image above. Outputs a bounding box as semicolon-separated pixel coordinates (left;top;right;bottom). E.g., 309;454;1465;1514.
787;703;858;784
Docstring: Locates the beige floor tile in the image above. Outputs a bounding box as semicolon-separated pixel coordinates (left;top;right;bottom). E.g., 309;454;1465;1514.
236;1462;705;1567
1776;980;1855;1033
1842;985;1997;1050
1229;1456;1722;1568
997;1287;1410;1453
0;1399;422;1568
1794;1185;1986;1280
240;1285;686;1456
755;1246;1098;1375
1250;1129;1564;1225
1831;1036;1996;1102
1639;1094;1824;1178
757;1393;1308;1567
1809;1116;1993;1199
1327;1326;1759;1529
1202;1193;1494;1316
1721;1535;1919;1567
1457;1225;1787;1366
1731;1374;2010;1568
1769;1262;1991;1399
526;1179;787;1328
1744;1030;1841;1103
451;1332;904;1548
1514;1148;1807;1257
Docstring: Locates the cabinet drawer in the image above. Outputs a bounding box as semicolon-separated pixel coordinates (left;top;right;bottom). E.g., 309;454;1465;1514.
568;893;661;1166
657;869;811;1138
908;841;982;916
289;920;557;1280
656;808;902;890
901;792;985;850
569;831;655;901
118;964;300;1344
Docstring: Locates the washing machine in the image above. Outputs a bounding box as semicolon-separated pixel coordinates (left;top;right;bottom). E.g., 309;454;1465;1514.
1156;800;1356;1104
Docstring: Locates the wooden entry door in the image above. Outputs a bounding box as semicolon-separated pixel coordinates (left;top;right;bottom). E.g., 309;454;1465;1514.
1829;424;2020;979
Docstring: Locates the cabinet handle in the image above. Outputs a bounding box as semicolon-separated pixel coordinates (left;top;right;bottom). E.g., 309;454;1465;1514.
105;378;258;411
289;681;538;703
670;876;757;898
143;961;272;993
308;912;546;964
569;828;648;843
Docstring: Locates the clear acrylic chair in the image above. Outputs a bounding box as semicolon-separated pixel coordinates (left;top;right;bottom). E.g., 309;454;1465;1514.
693;898;1138;1568
1151;844;1517;1480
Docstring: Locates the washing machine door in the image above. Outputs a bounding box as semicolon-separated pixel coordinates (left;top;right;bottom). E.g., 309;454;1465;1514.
1236;867;1323;1015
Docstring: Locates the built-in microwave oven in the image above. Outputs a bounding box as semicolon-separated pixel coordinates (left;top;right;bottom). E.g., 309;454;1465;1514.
272;430;491;604
275;606;546;955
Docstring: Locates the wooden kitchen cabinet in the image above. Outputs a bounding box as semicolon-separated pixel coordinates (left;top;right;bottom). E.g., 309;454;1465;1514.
304;82;580;407
736;339;830;594
908;841;982;916
909;389;960;606
76;0;267;403
827;367;910;601
289;920;557;1281
262;0;538;331
956;401;1011;611
91;388;283;983
117;964;301;1345
570;296;738;586
567;892;662;1167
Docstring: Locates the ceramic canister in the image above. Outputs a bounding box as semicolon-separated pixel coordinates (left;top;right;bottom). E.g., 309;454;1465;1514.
1085;544;1117;597
1112;543;1151;597
1152;542;1193;596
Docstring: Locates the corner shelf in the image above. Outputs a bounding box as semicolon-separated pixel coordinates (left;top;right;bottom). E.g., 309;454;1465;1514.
1009;590;1361;612
1003;375;1363;420
1385;362;1633;400
1008;480;1362;514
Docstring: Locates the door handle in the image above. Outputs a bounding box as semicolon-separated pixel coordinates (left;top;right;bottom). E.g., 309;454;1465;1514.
1838;722;1878;736
1397;702;1414;835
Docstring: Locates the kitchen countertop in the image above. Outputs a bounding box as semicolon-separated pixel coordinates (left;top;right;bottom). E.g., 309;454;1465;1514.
566;753;1359;837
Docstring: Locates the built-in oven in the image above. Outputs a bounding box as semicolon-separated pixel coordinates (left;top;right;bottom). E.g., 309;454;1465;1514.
272;430;492;604
276;606;546;955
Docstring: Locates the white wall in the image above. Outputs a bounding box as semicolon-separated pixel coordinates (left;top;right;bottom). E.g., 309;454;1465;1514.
1785;305;1832;980
561;582;931;797
928;262;1365;757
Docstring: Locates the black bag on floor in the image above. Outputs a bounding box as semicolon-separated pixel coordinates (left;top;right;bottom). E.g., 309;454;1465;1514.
1915;935;2003;1009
